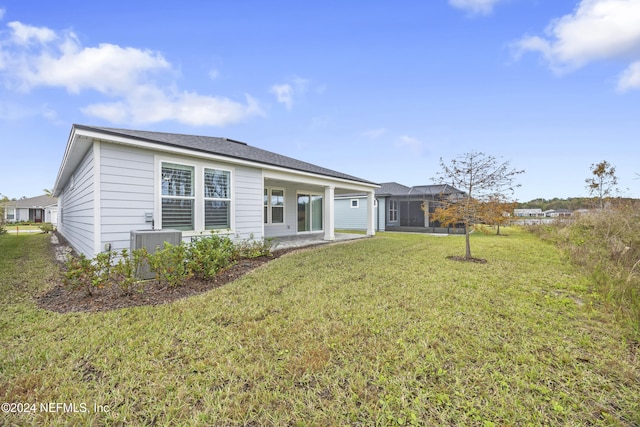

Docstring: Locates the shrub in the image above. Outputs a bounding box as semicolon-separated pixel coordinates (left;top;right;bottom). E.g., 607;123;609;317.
188;233;235;280
61;234;278;295
63;252;113;296
64;249;147;295
39;222;55;233
146;241;192;287
111;249;146;295
232;235;275;259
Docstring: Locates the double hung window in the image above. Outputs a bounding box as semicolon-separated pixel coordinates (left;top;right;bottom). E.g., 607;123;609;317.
162;163;195;230
264;188;284;224
389;199;398;222
204;168;231;230
160;161;232;232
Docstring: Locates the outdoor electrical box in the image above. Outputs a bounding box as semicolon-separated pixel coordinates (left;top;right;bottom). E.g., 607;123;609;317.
130;229;182;279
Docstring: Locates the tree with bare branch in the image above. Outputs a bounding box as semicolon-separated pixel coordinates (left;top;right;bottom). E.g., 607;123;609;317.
585;160;618;209
432;151;524;261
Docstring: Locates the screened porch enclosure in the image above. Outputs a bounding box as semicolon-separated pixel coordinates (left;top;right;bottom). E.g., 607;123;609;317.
399;200;427;227
387;197;465;234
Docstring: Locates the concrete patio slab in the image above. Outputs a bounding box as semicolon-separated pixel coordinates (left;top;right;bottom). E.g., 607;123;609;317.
270;233;370;250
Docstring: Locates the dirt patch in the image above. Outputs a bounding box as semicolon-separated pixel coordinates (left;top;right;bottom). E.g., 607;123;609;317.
446;255;488;264
38;245;298;314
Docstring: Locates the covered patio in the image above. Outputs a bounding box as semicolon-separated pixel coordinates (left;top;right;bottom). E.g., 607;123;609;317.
270;232;370;250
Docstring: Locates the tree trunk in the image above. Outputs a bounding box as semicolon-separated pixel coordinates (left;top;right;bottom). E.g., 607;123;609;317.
464;225;472;259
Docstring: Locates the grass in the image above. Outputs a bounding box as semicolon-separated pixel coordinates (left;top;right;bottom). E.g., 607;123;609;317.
1;229;639;426
2;224;42;231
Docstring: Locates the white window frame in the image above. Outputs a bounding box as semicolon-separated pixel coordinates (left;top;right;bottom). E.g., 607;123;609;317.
264;187;285;225
204;167;232;231
6;207;15;221
350;199;359;208
389;199;398;223
161;162;196;231
156;156;234;236
296;191;324;233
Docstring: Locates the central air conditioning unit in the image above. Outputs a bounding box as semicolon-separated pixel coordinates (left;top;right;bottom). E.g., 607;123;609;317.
130;229;183;279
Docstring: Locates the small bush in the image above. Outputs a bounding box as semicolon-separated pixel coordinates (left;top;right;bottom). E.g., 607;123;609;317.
111;249;146;294
63;252;113;296
188;233;235;280
146;242;192;287
64;249;147;295
61;234;278;294
232;235;275;259
39;222;55;233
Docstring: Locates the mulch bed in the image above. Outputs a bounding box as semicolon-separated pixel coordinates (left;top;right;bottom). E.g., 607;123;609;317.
37;247;297;314
446;255;488;264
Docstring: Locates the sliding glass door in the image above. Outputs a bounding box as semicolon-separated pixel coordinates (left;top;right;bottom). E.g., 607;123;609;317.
297;194;323;232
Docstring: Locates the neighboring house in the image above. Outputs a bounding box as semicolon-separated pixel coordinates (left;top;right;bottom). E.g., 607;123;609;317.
543;209;573;218
2;195;58;225
52;125;379;257
335;182;466;233
514;208;543;217
335;193;386;232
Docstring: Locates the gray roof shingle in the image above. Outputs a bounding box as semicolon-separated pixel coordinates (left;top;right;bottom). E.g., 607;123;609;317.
2;195;57;208
79;125;376;185
378;182;464;197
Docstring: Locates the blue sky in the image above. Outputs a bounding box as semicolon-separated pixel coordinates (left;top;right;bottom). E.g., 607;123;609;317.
1;0;639;201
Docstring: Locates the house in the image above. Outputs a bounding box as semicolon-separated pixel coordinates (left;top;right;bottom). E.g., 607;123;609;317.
543;209;572;218
52;125;379;257
335;182;466;233
2;195;58;225
514;208;543;217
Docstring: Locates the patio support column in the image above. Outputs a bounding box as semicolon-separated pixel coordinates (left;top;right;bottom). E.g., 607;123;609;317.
324;186;335;241
367;190;376;236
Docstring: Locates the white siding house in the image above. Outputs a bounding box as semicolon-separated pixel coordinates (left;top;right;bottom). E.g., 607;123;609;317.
2;195;58;225
335;182;467;234
335;195;386;232
53;125;379;257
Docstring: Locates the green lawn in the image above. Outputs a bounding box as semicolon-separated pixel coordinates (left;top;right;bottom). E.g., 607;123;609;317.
1;230;638;426
2;224;42;231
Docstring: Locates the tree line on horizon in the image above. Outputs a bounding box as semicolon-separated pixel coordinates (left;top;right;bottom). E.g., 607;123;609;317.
515;196;638;211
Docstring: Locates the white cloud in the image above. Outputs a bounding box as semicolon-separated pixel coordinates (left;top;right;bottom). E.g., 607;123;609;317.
617;60;640;91
362;128;387;139
0;20;263;125
395;135;424;156
82;86;263;126
512;0;640;90
0;8;6;20
270;83;294;110
21;42;171;95
208;68;220;80
8;21;57;45
449;0;504;16
270;75;311;110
